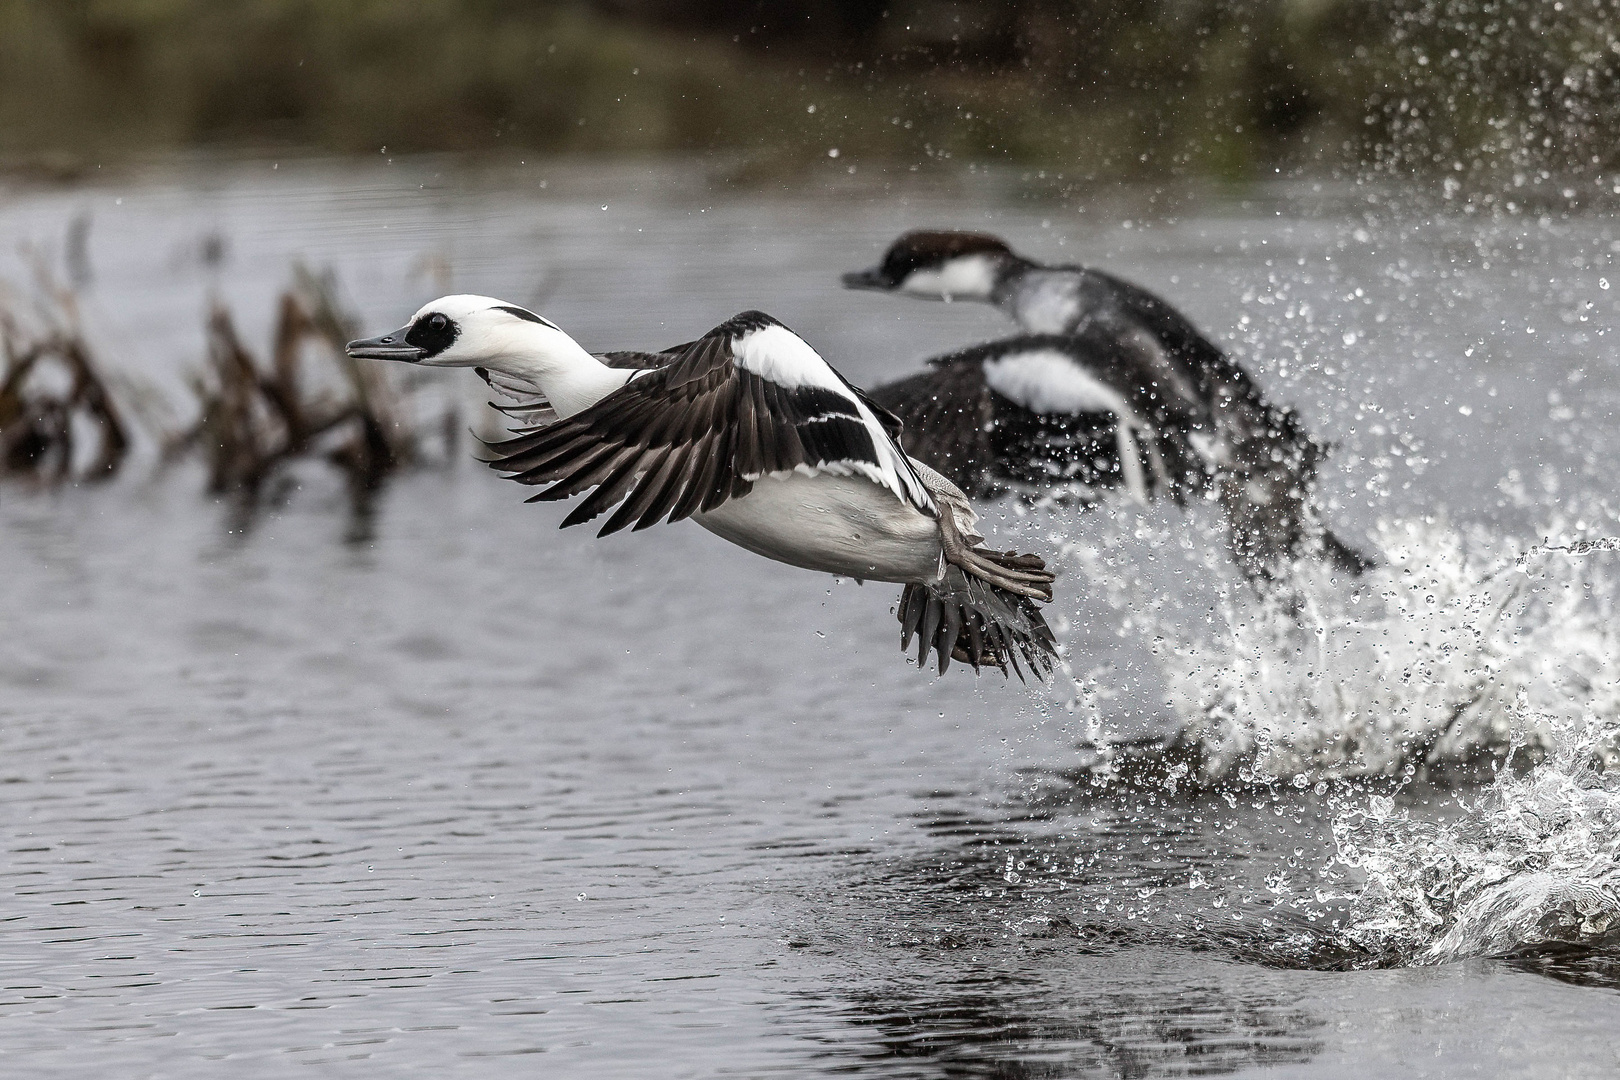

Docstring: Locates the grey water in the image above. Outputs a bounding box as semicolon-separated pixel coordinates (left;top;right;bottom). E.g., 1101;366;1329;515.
2;158;1618;1077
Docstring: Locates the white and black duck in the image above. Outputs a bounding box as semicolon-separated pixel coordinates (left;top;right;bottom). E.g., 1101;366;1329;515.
866;328;1205;506
346;295;1058;677
843;230;1373;579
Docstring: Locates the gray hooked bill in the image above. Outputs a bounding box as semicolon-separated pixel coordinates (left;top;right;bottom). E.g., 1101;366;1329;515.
841;267;889;291
346;327;424;362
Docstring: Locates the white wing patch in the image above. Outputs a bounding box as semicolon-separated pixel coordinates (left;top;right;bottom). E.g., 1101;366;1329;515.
983;349;1129;415
732;322;934;514
733;324;846;391
983;349;1155;503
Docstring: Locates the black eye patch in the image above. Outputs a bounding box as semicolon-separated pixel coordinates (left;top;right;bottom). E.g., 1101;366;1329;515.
880;247;925;285
405;312;459;357
494;305;559;330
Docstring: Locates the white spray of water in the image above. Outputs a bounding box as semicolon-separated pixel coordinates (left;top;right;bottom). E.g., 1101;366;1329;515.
1055;509;1620;965
1154;518;1620;964
1333;713;1620;964
1149;517;1620;783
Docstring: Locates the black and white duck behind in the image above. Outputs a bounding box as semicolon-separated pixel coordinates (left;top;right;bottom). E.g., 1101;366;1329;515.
346;295;1058;677
844;230;1373;581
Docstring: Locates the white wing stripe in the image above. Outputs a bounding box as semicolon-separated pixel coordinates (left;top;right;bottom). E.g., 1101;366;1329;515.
984;347;1155;502
982;349;1127;415
734;324;846;391
733;323;933;513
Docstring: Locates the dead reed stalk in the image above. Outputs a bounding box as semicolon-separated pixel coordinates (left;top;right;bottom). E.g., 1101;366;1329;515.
169;267;420;518
0;312;129;483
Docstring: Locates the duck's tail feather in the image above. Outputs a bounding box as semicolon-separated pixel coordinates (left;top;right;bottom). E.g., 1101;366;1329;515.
898;569;1057;680
899;454;1058;678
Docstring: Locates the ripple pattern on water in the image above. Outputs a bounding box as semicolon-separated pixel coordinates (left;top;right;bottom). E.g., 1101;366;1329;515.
3;161;1620;1077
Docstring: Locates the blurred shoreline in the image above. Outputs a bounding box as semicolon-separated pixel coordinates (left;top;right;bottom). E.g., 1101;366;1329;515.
4;146;1611;223
3;1;1620;192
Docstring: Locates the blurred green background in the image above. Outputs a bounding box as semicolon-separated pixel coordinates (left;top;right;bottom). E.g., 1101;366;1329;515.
2;0;1618;185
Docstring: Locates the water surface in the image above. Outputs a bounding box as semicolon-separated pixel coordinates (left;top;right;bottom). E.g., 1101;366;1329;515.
2;160;1618;1077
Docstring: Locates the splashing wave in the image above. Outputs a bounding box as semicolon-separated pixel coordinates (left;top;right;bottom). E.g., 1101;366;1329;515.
1154;517;1620;783
1055;512;1620;967
1333;715;1620;964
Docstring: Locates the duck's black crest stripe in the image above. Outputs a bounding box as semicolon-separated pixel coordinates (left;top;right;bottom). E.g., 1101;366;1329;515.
494;305;559;330
481;310;905;536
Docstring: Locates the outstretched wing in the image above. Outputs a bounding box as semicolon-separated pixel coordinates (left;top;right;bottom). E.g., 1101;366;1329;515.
873;334;1220;502
1085;269;1229;360
483;311;933;536
1084;269;1320;452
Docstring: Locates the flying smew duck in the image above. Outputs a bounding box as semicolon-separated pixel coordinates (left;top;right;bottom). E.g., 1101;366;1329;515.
844;230;1373;580
347;295;1059;677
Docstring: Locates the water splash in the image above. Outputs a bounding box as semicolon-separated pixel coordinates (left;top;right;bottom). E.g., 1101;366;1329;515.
1150;517;1620;783
1091;514;1620;967
1334;714;1620;965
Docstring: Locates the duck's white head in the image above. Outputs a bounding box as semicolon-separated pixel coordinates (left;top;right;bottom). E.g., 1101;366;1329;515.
348;294;631;418
841;230;1017;302
346;294;572;368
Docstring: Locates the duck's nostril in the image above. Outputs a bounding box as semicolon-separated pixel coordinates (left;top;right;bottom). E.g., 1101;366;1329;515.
381;336;394;343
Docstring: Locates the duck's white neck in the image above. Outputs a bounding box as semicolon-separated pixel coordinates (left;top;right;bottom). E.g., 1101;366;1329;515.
478;325;632;418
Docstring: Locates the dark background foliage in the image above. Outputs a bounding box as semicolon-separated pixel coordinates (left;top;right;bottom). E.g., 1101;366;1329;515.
2;0;1619;183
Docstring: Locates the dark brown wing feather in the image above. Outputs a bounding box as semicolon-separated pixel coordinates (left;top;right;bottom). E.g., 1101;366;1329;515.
483;314;900;536
867;358;997;498
596;348;685;370
872;333;1220;504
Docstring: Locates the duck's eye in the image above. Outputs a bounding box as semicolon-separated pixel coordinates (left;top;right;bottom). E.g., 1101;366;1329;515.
404;311;459;357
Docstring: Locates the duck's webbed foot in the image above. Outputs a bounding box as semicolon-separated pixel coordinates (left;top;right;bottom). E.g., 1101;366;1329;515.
935;500;1055;601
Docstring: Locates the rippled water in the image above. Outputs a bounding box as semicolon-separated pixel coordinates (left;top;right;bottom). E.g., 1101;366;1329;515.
2;159;1618;1077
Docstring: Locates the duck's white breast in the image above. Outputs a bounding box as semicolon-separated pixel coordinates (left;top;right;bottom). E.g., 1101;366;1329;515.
694;472;942;584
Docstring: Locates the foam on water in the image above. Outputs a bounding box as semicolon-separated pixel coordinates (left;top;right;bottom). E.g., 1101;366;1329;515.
1333;713;1620;965
1052;509;1620;968
1145;515;1620;783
